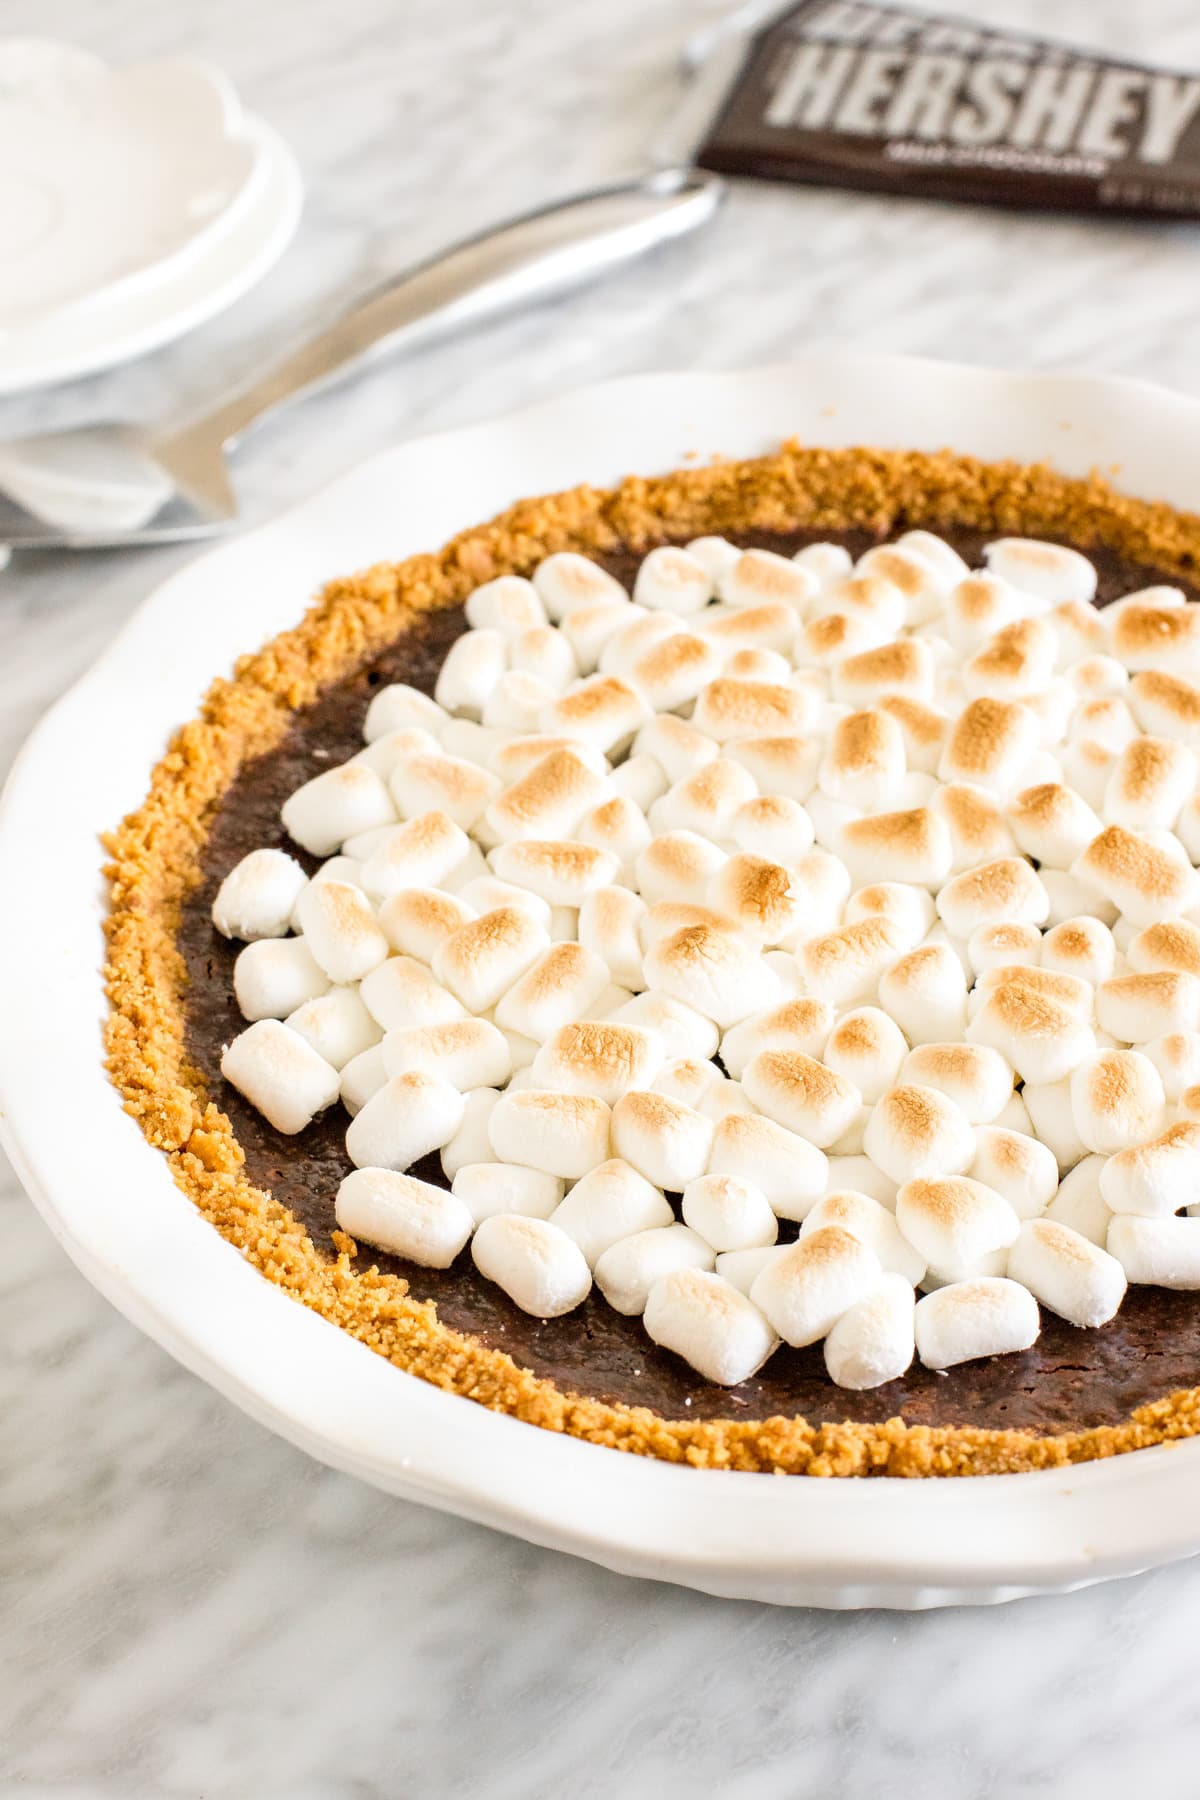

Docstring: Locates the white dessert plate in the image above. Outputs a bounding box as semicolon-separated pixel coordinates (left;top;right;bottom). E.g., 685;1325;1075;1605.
0;86;302;396
5;355;1200;1610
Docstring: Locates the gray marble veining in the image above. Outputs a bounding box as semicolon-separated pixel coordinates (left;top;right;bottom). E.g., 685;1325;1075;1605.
6;0;1200;1792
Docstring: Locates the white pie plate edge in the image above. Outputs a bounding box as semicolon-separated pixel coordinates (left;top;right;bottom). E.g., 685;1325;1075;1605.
6;353;1200;1611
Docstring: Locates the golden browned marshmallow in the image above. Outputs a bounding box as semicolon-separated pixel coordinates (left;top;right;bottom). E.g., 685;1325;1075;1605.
1068;654;1128;699
484;747;609;845
493;942;612;1043
697;600;796;652
840;806;953;889
900;1042;1015;1124
718;996;836;1081
539;673;650;751
984;537;1097;603
706;853;804;945
818;708;906;809
820;573;905;635
632;545;713;616
633;712;718;784
629;631;724;711
1102;734;1196;831
843;881;934;948
832;638;935;707
489;837;620;907
576;794;651;880
635;830;728;906
877;944;968;1044
726;733;820;800
935;857;1050;939
1111;600;1200;676
1069;1048;1167;1152
931;782;1018;872
492;734;608;782
895;1175;1020;1277
641;902;730;947
858;543;948;622
1007;781;1103;869
692;677;815;742
643;919;779;1027
377;886;475;963
1128;668;1200;750
1096;970;1200;1043
877;695;950;774
796;608;883;669
729;793;815;863
1128;920;1200;980
530;1019;666;1106
961;616;1057;702
719;547;818;613
650;758;757;838
742;1049;862;1149
973;962;1093;1019
1071;823;1198;925
799;916;911;1007
943;573;1026;651
966;979;1095;1085
822;1007;909;1103
1040;916;1115;987
862;1084;976;1183
432;905;549;1014
1052;598;1109;663
1069;694;1138;751
967;921;1042;974
937;696;1040;796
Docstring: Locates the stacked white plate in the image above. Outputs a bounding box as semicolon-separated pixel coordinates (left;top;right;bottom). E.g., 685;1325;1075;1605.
0;39;303;395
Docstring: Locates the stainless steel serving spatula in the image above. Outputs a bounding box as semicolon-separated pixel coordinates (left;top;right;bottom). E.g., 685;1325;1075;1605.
0;169;722;551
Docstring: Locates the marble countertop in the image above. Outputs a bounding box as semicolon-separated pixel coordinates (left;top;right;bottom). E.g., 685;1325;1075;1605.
7;0;1200;1791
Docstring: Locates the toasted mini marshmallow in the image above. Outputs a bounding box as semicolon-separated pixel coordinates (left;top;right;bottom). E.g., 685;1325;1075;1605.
797;608;886;670
344;1069;466;1172
640;918;776;1028
816;573;906;640
706;1109;828;1219
862;1084;976;1185
380;1016;511;1090
966;978;1094;1085
802;1190;925;1284
1068;1048;1168;1153
838;807;952;890
651;1056;726;1112
1099;1120;1200;1217
1056;739;1115;813
859;542;952;625
633;715;718;787
796;920;904;1011
455;877;551;933
724;739;819;809
462;574;545;634
1037;918;1112;989
966;921;1041;976
434;628;509;720
1067;653;1128;701
972;961;1092;1018
1128;668;1200;751
432;906;549;1014
895;1175;1020;1277
788;540;852;586
862;700;942;783
339;1039;388;1116
451;1162;564;1226
218;1016;339;1134
1097;970;1200;1043
490;941;607;1042
212;848;308;943
831;639;935;709
362;683;448;744
487;1088;611;1179
934;858;1050;943
374;889;470;966
532;551;626;621
561;602;644;675
695;674;820;745
809;1010;905;1109
629;631;724;711
233;936;332;1023
943;573;1027;652
725;648;792;686
591;1221;714;1316
841;882;931;946
484;748;608;846
1111;600;1200;678
538;672;649;755
281;762;396;858
877;945;968;1046
725;796;812;867
471;1212;592;1316
609;1089;713;1190
1007;1217;1125;1327
651;759;757;840
822;1273;916;1389
1019;1077;1086;1175
542;1158;672;1266
1107;1213;1200;1287
1143;1031;1200;1101
628;544;711;615
740;1049;860;1149
644;1268;778;1383
967;1125;1057;1221
1100;735;1195;833
684;535;743;583
599;612;683;682
1127;920;1200;982
609;990;719;1061
609;752;669;815
718;997;834;1082
530;1020;665;1106
960;616;1057;705
898;1042;1013;1125
701;854;799;946
1006;782;1102;871
750;1226;881;1347
681;1172;778;1253
1050;599;1109;667
701;601;797;655
438;1087;502;1180
573;885;644;990
290;880;386;986
1036;1153;1102;1243
922;785;1008;875
915;1276;1039;1368
719;547;816;613
632;829;728;906
715;1245;788;1297
507;626;577;694
356;956;463;1033
358;812;473;901
479;669;558;734
939;697;1040;798
335;1167;471;1268
815;707;905;811
282;986;381;1072
488;838;620;908
983;537;1095;604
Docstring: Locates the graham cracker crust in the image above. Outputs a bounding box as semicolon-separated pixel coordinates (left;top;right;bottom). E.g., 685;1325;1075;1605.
104;442;1200;1476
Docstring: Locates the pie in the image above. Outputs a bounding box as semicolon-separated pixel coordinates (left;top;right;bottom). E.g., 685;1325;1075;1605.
104;440;1200;1477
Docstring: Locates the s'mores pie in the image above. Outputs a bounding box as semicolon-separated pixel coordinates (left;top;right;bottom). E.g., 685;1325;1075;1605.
110;438;1200;1478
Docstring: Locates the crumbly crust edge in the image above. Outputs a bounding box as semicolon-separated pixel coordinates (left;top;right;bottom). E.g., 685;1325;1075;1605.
103;441;1200;1477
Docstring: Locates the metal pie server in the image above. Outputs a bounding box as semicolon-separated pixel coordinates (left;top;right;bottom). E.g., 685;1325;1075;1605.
0;169;722;551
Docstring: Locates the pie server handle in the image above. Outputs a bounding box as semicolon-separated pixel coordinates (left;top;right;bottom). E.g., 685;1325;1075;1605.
187;169;724;454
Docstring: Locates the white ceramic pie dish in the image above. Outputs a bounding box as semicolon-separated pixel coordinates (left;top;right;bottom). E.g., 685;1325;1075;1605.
6;353;1200;1610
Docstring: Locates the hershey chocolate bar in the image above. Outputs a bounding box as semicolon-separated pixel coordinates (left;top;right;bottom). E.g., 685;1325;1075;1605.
696;0;1200;217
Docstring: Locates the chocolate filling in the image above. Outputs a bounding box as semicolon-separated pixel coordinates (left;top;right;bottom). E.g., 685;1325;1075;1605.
179;526;1200;1430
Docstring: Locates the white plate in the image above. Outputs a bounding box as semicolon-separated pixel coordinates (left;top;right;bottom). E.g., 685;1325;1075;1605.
0;40;265;330
0;113;302;396
5;355;1200;1610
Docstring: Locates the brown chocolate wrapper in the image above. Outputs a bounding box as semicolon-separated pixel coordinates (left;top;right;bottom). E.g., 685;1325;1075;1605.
696;0;1200;218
